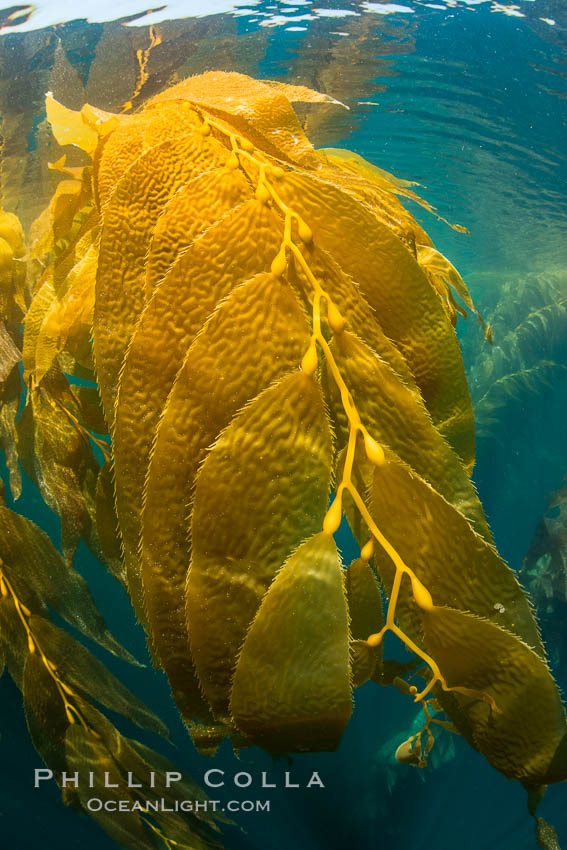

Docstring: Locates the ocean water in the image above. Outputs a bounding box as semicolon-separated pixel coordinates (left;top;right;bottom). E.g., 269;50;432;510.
0;1;566;849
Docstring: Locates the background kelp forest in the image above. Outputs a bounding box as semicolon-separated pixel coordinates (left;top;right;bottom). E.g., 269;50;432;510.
0;4;567;850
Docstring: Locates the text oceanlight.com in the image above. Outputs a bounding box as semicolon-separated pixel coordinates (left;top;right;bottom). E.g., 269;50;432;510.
86;798;271;813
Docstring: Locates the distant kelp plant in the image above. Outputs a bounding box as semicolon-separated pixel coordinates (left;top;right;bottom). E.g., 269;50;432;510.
1;71;566;848
521;474;567;680
465;267;567;441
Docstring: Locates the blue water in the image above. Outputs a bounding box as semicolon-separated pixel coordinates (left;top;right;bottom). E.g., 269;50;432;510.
0;1;566;848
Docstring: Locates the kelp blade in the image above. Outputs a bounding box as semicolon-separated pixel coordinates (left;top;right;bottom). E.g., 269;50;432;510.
230;533;352;752
187;371;332;717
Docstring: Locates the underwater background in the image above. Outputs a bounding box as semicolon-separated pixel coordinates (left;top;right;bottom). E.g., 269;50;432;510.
0;0;566;848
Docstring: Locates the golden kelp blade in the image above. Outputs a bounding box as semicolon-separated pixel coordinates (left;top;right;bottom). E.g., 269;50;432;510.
146;71;321;169
34;239;97;382
315;152;485;332
416;244;487;331
46;93;119;155
345;558;383;686
259;79;347;107
94;103;228;425
422;606;567;785
0;209;23;500
324;330;491;541
0;366;21;499
22;276;57;376
116;199;279;637
145;169;247;291
369;455;543;654
318;147;469;233
364;454;567;782
230;533;351;752
95;462;125;586
188;371;333;717
140;272;310;721
288;239;416;389
274;171;475;468
28;177;91;263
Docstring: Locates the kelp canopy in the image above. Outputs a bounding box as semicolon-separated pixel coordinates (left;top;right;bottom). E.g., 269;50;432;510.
2;71;567;842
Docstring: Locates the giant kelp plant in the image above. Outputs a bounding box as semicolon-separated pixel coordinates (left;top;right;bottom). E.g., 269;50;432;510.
0;71;565;848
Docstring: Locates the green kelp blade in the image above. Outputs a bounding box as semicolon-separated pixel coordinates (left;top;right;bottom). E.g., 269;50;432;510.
127;740;229;827
0;504;132;661
275;171;475;469
65;725;160;850
23;651;70;778
188;371;333;718
345;557;383;685
29;615;168;738
115;198;280;641
369;454;543;654
115;755;227;847
0;596;30;688
422;605;567;785
325;330;491;541
141;273;310;722
230;532;351;752
145;168;249;291
20;381;98;565
75;699;230;843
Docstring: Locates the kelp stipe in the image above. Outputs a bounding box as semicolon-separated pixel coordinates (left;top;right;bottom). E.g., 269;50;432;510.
4;71;567;845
